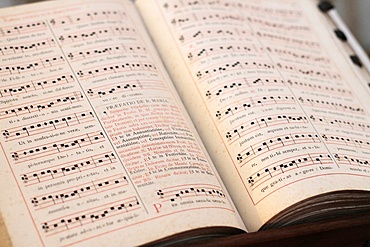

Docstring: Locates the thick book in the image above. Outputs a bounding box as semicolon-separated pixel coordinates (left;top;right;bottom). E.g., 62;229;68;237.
0;0;370;246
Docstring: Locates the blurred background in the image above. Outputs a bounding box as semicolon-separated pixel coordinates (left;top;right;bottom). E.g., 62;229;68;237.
0;0;369;55
333;0;370;55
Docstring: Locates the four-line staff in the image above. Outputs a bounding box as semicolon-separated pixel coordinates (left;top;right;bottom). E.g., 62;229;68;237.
31;174;128;209
66;43;147;62
86;79;167;99
309;115;370;132
0;21;46;37
76;62;156;79
333;153;370;167
41;196;140;235
322;134;370;149
205;77;284;100
2;111;94;141
178;26;253;44
215;95;296;121
170;12;246;27
276;61;342;80
11;131;105;163
162;0;302;19
20;152;117;185
298;96;364;114
49;10;127;27
236;133;321;166
247;153;370;190
57;26;136;45
196;60;274;79
286;79;353;97
0;56;65;76
247;153;333;189
265;46;331;64
157;184;225;202
187;42;259;63
0;91;84;119
225;114;308;144
256;31;321;49
0;38;56;56
247;16;311;33
0;74;74;98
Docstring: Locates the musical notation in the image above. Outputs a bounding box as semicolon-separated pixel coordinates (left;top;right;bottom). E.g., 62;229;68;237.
157;184;225;202
215;95;296;120
196;60;274;79
87;81;143;98
266;46;331;64
21;152;116;185
333;153;370;167
298;97;364;114
11;131;105;162
0;91;83;119
163;1;197;10
76;62;156;79
286;79;352;97
276;62;341;80
58;26;136;44
309;115;370;132
41;196;140;234
49;10;126;27
225;114;308;143
87;79;166;98
66;43;147;61
171;12;246;27
2;111;94;141
31;174;128;209
179;26;253;44
205;77;284;99
237;133;321;166
0;38;55;56
163;1;302;18
188;43;258;62
0;21;46;37
256;31;320;49
0;56;65;76
247;17;310;33
247;3;303;18
0;74;74;98
247;153;333;188
322;134;370;150
163;0;234;11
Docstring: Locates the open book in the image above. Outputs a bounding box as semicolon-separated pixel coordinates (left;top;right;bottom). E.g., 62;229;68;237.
1;0;370;246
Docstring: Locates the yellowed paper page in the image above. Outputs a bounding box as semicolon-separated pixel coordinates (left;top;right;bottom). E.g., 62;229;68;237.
0;0;245;246
136;0;370;231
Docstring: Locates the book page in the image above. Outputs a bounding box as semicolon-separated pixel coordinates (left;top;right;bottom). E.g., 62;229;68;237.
136;0;370;231
0;0;246;246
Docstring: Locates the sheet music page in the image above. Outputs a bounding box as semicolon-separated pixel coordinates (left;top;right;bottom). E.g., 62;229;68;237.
0;0;245;246
136;0;370;231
